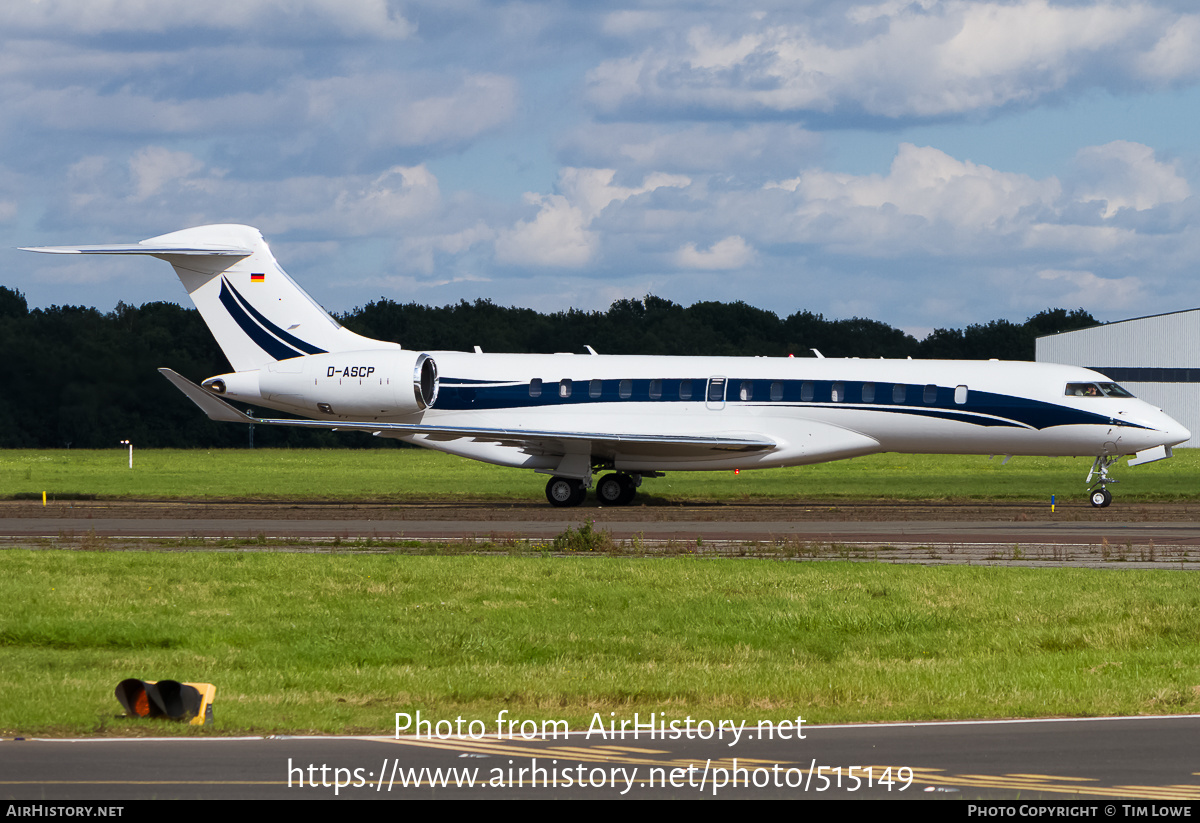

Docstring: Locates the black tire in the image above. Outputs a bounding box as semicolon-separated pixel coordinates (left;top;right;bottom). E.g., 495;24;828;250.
617;474;636;505
546;476;585;507
596;474;625;505
1090;488;1112;508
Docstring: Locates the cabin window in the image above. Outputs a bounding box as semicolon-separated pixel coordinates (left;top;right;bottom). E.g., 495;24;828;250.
679;380;693;400
590;379;602;398
559;379;572;399
801;382;814;402
923;384;938;404
892;384;906;404
862;382;875;403
770;381;783;401
831;382;844;402
954;385;968;404
739;380;753;401
649;379;662;400
529;378;542;398
619;379;632;399
708;378;726;402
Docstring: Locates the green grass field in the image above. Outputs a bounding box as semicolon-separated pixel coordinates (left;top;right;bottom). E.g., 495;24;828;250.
1;447;1197;502
4;551;1200;737
2;447;1197;737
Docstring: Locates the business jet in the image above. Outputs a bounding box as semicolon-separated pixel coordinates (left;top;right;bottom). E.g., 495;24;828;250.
23;224;1190;508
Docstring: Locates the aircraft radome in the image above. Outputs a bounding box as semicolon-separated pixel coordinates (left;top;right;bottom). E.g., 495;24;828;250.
24;225;1190;508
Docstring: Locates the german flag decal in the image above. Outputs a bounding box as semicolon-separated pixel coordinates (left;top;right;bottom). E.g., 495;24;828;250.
250;272;265;283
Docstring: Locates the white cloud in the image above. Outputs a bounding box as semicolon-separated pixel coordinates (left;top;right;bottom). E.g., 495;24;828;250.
56;148;445;238
5;71;515;155
1036;269;1146;312
1135;13;1200;81
675;235;755;270
129;147;206;201
1071;140;1190;218
767;143;1061;253
755;141;1194;264
561;122;822;174
304;73;517;150
601;10;673;37
586;2;1200;119
494;193;594;267
0;0;414;39
560;168;690;222
397;222;496;277
495;168;690;267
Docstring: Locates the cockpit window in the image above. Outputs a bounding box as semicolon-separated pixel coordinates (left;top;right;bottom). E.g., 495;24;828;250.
1065;382;1135;399
1097;382;1134;398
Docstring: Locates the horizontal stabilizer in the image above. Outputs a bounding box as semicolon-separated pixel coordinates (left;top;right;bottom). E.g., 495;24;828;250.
21;243;250;257
159;369;256;423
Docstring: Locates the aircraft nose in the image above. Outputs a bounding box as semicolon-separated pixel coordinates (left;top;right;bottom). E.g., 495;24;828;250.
1155;410;1190;447
1166;420;1191;447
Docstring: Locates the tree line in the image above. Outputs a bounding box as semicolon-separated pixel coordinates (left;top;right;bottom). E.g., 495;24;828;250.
0;286;1096;448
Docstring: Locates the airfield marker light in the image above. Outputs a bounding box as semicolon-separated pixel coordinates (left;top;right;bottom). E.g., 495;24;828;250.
115;679;216;725
1051;494;1055;513
41;491;45;507
119;439;132;469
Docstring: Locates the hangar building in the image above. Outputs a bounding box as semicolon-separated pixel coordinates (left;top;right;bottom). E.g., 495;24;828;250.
1035;308;1199;448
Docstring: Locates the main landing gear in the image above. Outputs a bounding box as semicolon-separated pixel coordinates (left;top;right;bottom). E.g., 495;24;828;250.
1086;455;1118;508
545;476;587;508
596;473;637;506
544;472;640;507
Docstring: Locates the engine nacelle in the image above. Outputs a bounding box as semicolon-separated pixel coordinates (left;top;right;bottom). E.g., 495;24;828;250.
203;351;438;418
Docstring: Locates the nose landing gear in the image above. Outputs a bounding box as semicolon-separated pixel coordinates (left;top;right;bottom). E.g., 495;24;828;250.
1086;455;1118;508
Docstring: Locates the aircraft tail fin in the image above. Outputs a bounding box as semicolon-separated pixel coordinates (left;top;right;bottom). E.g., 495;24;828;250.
23;224;393;371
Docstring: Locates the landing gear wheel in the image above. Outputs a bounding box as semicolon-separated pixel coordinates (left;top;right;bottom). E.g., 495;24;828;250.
596;473;636;506
546;476;586;508
1090;488;1112;508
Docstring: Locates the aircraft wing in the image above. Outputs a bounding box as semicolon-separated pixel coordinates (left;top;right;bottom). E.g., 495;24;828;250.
159;368;775;454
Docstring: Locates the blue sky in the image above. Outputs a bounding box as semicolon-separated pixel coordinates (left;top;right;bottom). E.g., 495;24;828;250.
6;0;1200;339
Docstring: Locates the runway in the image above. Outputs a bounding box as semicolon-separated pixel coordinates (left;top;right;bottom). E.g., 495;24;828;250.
5;715;1200;800
5;499;1200;567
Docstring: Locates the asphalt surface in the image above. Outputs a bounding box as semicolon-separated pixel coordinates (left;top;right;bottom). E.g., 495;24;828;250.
5;499;1200;568
5;716;1200;800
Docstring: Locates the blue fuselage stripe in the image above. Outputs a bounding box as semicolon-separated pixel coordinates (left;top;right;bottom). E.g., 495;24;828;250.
218;278;327;360
434;377;1147;432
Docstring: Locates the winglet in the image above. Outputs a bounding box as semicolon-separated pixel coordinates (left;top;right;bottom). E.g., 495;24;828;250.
158;368;255;423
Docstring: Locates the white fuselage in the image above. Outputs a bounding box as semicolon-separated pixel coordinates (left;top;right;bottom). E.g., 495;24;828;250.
216;349;1190;476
